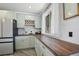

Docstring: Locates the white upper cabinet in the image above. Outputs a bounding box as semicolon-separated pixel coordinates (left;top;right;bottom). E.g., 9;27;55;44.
16;13;25;28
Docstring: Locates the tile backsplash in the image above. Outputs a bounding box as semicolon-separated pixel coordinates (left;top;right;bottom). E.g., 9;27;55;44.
18;26;41;35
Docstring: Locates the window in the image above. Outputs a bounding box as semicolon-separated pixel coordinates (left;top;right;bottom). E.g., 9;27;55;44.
45;12;51;33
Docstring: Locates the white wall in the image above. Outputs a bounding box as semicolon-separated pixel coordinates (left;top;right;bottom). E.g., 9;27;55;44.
59;3;79;45
42;3;79;45
51;4;60;35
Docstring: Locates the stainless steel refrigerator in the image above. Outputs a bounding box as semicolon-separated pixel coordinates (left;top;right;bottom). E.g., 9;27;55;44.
0;17;13;55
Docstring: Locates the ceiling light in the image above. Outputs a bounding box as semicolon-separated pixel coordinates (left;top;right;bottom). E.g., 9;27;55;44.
29;6;31;8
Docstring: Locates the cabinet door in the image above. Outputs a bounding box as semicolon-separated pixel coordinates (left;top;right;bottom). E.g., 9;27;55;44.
36;39;54;56
23;37;31;48
29;36;35;48
38;40;46;56
2;18;13;37
35;39;39;56
35;43;40;56
15;36;29;49
15;38;25;49
23;36;35;48
0;43;13;55
35;39;43;56
16;14;24;28
15;36;33;49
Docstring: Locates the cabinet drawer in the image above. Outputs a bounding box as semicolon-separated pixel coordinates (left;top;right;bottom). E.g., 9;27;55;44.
0;38;13;42
15;39;25;49
0;43;13;55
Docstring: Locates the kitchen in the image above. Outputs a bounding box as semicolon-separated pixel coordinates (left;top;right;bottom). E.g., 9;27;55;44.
0;3;79;56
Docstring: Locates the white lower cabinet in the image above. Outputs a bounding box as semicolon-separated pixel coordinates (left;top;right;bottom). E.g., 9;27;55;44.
45;47;55;56
0;43;13;55
16;37;29;49
15;36;54;56
35;39;43;56
29;36;35;48
15;36;35;49
35;39;54;56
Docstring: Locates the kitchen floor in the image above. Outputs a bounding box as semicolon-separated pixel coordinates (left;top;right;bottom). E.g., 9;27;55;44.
13;48;37;56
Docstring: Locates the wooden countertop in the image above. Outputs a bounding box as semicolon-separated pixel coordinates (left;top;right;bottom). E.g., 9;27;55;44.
35;34;79;56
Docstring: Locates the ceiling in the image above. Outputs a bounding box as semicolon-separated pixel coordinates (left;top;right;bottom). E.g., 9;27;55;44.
0;3;49;14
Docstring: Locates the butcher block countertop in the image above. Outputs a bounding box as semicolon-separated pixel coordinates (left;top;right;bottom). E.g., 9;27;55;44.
35;34;79;56
17;34;79;56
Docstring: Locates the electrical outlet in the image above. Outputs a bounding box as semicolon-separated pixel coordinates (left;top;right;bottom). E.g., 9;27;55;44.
69;32;73;37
